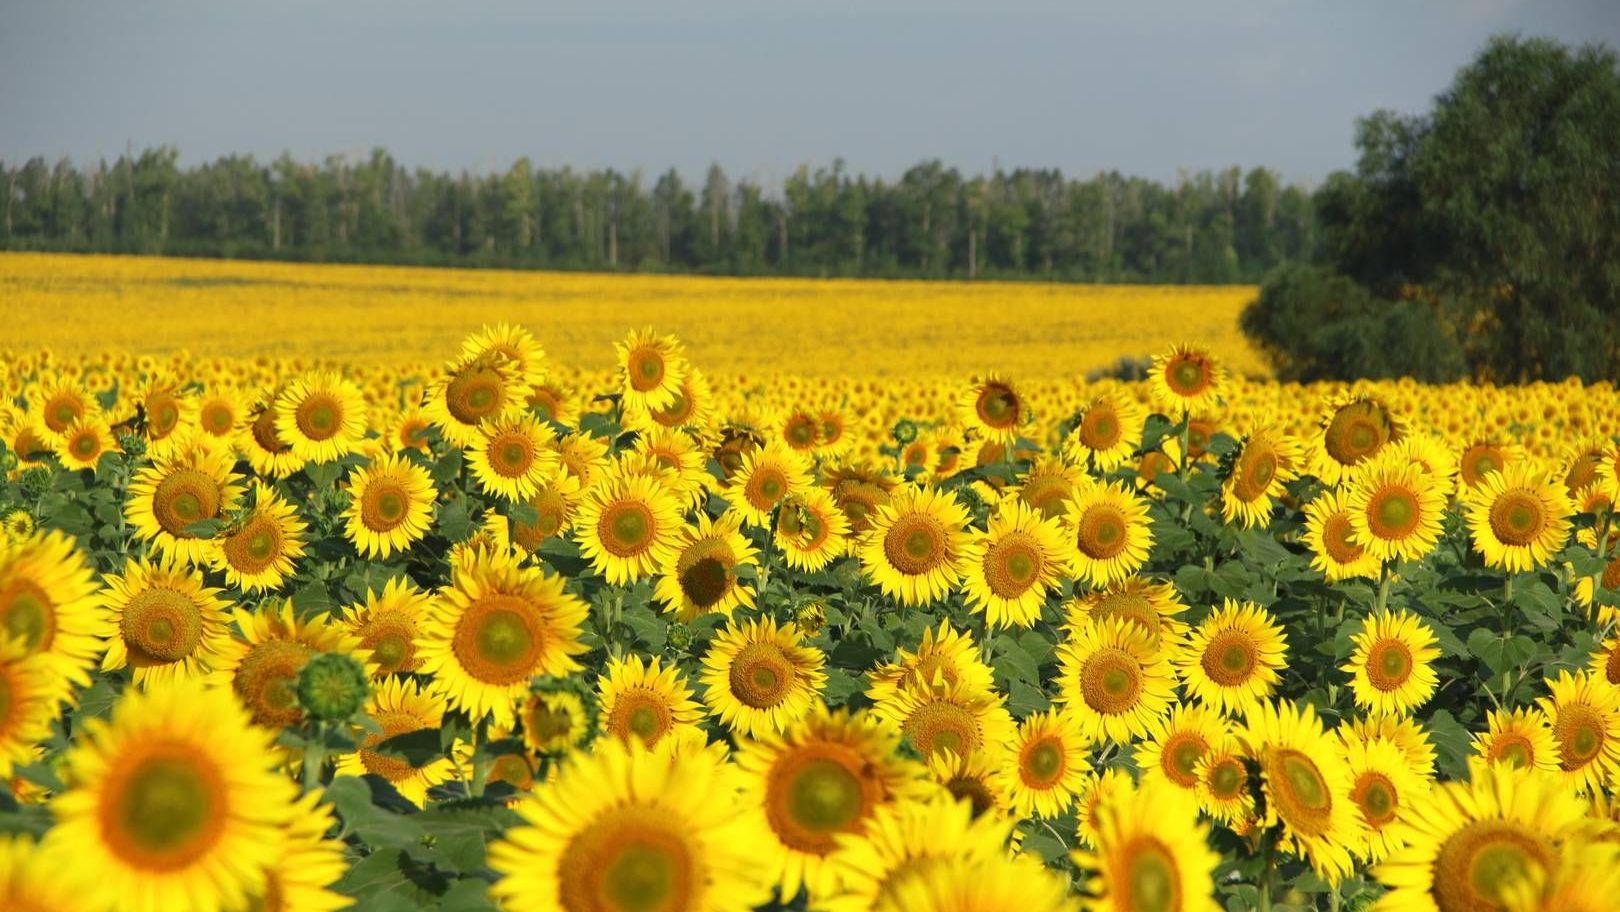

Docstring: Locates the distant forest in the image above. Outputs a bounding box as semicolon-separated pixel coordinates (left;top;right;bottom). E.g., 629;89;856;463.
0;150;1317;283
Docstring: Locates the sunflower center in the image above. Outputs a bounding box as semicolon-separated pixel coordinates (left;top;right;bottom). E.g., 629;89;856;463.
120;587;203;664
1201;630;1259;687
1460;445;1504;486
1233;446;1279;502
1324;401;1391;466
1080;405;1121;449
1265;749;1332;836
0;580;56;651
883;513;948;576
746;468;788;512
678;555;731;609
609;689;673;747
1432;821;1551;912
232;638;311;728
729;642;795;709
223;515;284;574
1122;837;1182;912
767;748;875;854
1081;648;1142;715
148;392;181;439
1554;704;1606;770
153;469;222;537
490;434;535;478
1020;736;1066;788
452;596;543;686
599;501;656;558
785;416;818;449
368;631;409;673
295;393;343;441
652;390;691;425
529;700;574;743
1367;487;1421;540
1076;504;1129;560
1166;357;1210;397
1020;476;1073;519
70;430;100;459
252;407;291;454
984;535;1043;599
446;367;506;425
902;700;981;756
1366;639;1413;692
1352;772;1398;827
557;806;697;912
976;385;1019;428
100;747;227;871
1323;513;1365;564
46;395;83;432
1490;734;1533;769
201;402;234;434
1488;492;1544;547
1164;734;1206;787
1208;757;1245;799
629;349;667;392
1606;648;1620;687
360;478;411;532
944;773;997;818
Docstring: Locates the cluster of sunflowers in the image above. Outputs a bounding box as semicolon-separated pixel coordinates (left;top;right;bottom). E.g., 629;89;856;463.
0;325;1618;912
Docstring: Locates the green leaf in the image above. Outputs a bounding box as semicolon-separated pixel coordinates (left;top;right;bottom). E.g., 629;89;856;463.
1426;709;1474;780
432;449;464;485
992;640;1040;687
306;460;343;489
821;667;861;706
373;728;449;768
326;776;430;851
507;500;540;528
619;604;669;651
439;879;500;911
437;498;473;543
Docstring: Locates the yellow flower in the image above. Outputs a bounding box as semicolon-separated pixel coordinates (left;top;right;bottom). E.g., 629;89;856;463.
1072;774;1222;912
1194;737;1256;830
460;321;549;391
1312;392;1402;487
1219;424;1302;528
654;510;758;622
819;795;1019;912
615;327;689;414
125;442;245;566
339;576;432;678
466;411;560;502
1148;343;1224;415
574;470;685;585
1063;478;1154;588
422;352;531;449
41;680;297;912
237;388;306;479
341;453;436;559
597;654;705;749
1535;670;1620;794
961;500;1074;629
0;636;69;780
1471;706;1560;773
1304;488;1383;582
865;620;996;706
775;487;852;572
858;486;971;607
1344;452;1447;565
54;416;118;471
870;675;1015;760
273;370;368;464
334;677;466;807
1465;460;1575;573
1137;703;1230;794
209;480;307;592
959;372;1029;444
926;748;1012;820
0;528;107;690
1062;390;1145;472
1239;699;1366;883
1175;599;1288;718
517;689;589;755
209;600;368;729
1343;731;1429;863
1062;576;1190;653
999;709;1091;818
700;614;826;738
0;833;86;911
246;792;351;912
98;557;233;687
1056;617;1177;744
726;439;813;527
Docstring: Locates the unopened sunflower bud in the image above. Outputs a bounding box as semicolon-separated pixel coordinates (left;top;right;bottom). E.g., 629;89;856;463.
891;419;919;445
793;601;827;637
19;468;51;499
665;622;694;653
296;653;370;722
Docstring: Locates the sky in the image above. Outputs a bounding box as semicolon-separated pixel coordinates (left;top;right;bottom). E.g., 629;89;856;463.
2;0;1617;187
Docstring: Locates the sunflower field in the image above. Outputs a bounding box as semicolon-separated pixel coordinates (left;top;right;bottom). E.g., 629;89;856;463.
1;315;1619;912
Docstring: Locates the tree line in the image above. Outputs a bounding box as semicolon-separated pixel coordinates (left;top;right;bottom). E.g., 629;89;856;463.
0;151;1316;283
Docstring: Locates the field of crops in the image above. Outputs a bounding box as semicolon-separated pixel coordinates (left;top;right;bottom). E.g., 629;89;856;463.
2;255;1620;912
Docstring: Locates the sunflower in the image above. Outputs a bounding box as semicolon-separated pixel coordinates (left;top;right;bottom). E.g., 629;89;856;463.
1470;706;1560;773
188;385;246;444
273;371;367;465
125;442;245;566
1343;610;1441;716
334;677;464;807
996;709;1089;819
776;488;852;572
961;500;1075;629
423;353;531;449
1312;392;1403;487
41;680;296;912
1064;479;1154;589
1176;599;1288;718
208;601;366;729
0;637;67;780
726;440;813;527
518;689;590;755
824;462;897;535
735;707;930;900
574;471;685;586
1535;670;1620;794
30;376;96;442
636;365;716;434
700;615;827;739
54;416;118;471
615;327;689;415
1464;460;1575;573
135;374;191;459
1380;434;1459;500
1220;424;1302;528
959;373;1028;444
460;321;549;391
819;795;1019;912
339;577;432;678
1014;458;1088;520
489;735;772;912
98;557;233;688
1073;775;1222;912
1193;738;1257;830
859;486;971;607
1374;761;1596;912
872;674;1015;760
1344;732;1429;863
1;509;36;544
1056;617;1177;744
0;833;84;911
1513;839;1620;912
0;530;105;688
555;431;612;491
1137;703;1230;794
927;748;1012;820
237;389;307;479
654;511;758;622
777;407;822;453
1303;488;1384;582
1456;434;1521;494
865;620;996;707
341;453;436;559
1240;700;1366;882
1063;577;1190;653
597;654;705;749
526;381;580;428
1344;453;1447;565
510;475;583;554
1344;714;1438;781
209;480;306;593
419;554;589;727
467;412;560;503
1063;390;1145;472
629;427;712;508
244;793;351;912
1149;343;1224;416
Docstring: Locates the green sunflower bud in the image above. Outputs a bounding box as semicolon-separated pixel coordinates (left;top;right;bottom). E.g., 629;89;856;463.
117;434;147;461
296;653;370;722
665;622;694;653
19;468;51;499
891;419;919;445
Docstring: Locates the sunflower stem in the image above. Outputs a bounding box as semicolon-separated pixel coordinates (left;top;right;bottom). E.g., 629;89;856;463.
1257;836;1276;912
302;724;327;793
1373;564;1391;616
1176;410;1192;484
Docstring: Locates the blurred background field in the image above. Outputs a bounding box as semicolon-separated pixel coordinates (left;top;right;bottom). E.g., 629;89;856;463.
0;252;1264;378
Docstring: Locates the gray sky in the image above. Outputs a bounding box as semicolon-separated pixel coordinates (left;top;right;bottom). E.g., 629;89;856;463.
2;0;1616;187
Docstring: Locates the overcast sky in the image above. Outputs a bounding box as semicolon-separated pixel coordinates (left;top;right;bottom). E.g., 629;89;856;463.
2;0;1616;186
